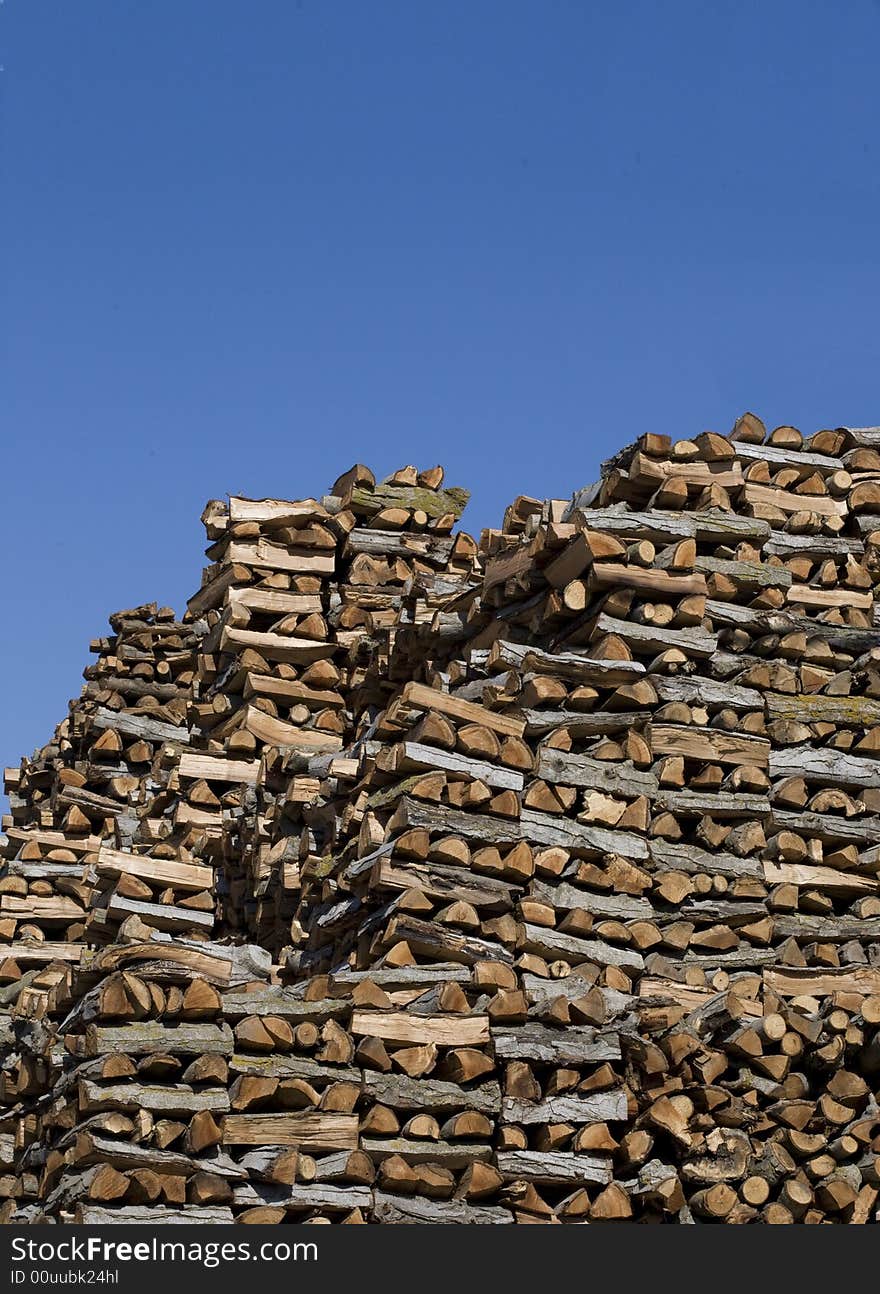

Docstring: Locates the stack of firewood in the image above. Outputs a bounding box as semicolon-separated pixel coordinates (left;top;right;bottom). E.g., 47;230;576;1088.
5;423;880;1223
8;938;273;1224
278;420;880;1223
0;604;204;966
181;467;474;953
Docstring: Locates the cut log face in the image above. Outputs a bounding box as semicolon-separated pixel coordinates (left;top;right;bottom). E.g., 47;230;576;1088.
6;427;880;1225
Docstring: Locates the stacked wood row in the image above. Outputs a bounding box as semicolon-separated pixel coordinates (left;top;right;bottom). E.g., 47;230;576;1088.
0;936;274;1223
182;466;474;953
0;467;482;1222
277;418;880;1223
0;603;229;1219
4;421;880;1222
0;604;205;965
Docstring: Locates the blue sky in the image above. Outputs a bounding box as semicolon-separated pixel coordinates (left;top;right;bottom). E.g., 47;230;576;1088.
2;0;880;776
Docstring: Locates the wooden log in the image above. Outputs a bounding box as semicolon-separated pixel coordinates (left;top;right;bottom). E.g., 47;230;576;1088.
648;724;770;768
95;848;214;893
78;1080;229;1117
654;675;763;711
397;682;525;737
106;895;214;934
362;1073;501;1114
562;505;769;544
361;1139;492;1168
370;859;516;911
492;1023;621;1065
70;1133;242;1180
763;967;880;997
517;923;645;973
530;879;653;921
766;694;880;727
221;1113;359;1150
393;742;523;791
227;495;328;526
0;896;85;923
372;1192;512;1223
501;1091;627;1124
348;482;469;519
535;748;657;797
232;1181;372;1210
391;796;651;859
770;747;880;789
75;1205;234;1224
489;641;645;685
591;613;717;658
695;556;791;590
380;916;514;967
742;482;846;517
496;1151;611;1187
763;860;878;897
350;1011;489;1047
589;563;707;598
177;753;261;785
84;1023;233;1058
89;706;187;744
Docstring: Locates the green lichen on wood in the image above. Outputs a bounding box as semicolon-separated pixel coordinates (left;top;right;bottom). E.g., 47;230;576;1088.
765;692;880;727
367;773;426;810
350;484;470;520
305;854;338;880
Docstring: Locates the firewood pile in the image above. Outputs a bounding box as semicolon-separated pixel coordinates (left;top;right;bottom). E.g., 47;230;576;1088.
2;603;202;953
4;417;880;1223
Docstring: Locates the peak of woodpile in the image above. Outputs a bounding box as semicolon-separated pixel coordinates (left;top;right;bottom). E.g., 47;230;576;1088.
4;421;880;1224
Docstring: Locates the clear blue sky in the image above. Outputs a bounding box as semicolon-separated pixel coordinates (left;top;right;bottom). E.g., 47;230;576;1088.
2;0;880;777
